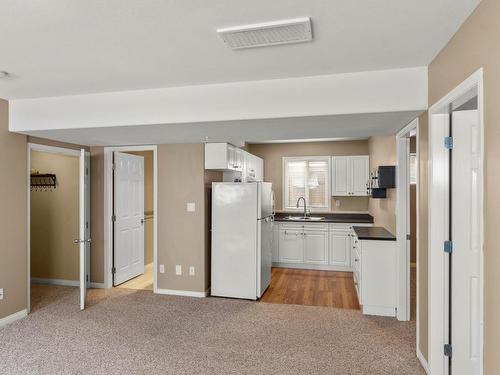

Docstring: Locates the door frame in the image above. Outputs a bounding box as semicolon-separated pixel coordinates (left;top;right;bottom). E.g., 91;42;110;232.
396;117;419;320
26;143;83;313
103;145;158;292
428;68;484;375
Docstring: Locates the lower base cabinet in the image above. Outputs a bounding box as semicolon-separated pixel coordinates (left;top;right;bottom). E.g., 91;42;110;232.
273;222;372;270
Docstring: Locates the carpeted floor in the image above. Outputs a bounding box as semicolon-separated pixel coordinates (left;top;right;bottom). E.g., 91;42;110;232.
0;285;425;375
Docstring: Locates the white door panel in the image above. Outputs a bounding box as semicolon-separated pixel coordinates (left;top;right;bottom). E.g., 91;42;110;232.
303;231;328;264
451;110;481;375
332;156;350;196
113;152;145;286
329;232;351;267
351;156;369;196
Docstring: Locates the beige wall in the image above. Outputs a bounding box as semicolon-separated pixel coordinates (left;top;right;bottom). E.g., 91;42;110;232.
30;151;79;281
127;151;154;265
157;144;210;293
428;0;499;371
0;99;27;319
248;140;370;212
367;136;397;234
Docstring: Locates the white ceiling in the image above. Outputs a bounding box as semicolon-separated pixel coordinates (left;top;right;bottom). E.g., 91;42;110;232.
20;111;422;146
0;0;479;99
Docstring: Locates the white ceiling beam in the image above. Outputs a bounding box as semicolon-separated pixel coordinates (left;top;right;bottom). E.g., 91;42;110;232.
9;67;427;132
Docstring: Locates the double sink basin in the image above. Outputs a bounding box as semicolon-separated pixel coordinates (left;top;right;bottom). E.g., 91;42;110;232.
283;215;324;221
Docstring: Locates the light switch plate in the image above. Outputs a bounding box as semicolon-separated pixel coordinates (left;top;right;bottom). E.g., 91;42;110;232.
335;200;341;207
186;202;196;212
189;266;195;276
175;265;182;275
0;288;4;300
159;264;165;274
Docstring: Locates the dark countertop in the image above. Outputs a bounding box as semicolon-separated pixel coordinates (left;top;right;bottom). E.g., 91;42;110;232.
274;212;374;224
353;226;396;241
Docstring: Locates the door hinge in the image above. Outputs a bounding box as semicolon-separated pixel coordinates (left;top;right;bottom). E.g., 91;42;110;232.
406;234;411;240
444;136;453;150
86;274;89;282
86;167;89;176
112;267;116;274
112;163;116;170
444;240;453;254
111;215;116;222
444;343;452;357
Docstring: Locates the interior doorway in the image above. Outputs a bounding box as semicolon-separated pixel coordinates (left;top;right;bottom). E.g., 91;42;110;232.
104;146;157;292
27;144;90;312
428;69;484;375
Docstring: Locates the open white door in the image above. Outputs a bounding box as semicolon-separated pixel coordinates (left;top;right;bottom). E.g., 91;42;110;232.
451;109;482;374
113;152;145;286
77;149;91;311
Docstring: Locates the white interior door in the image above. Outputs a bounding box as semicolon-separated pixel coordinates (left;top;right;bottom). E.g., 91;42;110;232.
78;149;91;311
451;109;482;374
113;152;145;286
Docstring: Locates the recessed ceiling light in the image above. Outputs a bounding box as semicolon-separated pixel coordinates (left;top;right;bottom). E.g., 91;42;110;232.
217;17;312;50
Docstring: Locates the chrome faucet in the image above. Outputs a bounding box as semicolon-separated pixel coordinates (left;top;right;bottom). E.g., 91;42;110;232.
296;197;308;218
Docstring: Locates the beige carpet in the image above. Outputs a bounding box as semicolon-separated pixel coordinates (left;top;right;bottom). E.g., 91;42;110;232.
0;285;425;375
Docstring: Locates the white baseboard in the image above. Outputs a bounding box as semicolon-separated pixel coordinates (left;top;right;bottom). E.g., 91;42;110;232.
155;288;209;298
31;278;79;287
417;348;429;374
362;305;396;317
0;309;27;328
273;262;352;272
89;282;105;289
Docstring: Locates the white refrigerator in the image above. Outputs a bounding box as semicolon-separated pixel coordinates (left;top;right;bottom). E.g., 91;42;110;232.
211;182;274;300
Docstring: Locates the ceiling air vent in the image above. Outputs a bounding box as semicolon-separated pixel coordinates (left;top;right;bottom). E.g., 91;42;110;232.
217;17;312;50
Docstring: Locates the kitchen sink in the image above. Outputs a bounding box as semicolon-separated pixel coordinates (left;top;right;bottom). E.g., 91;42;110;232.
284;216;324;221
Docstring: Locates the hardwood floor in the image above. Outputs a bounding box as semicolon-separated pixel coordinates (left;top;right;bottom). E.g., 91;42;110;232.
260;267;360;310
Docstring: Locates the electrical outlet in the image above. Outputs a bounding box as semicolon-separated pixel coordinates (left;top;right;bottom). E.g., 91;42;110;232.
0;288;4;300
186;202;196;212
189;266;195;276
159;264;165;274
335;200;341;207
175;265;182;275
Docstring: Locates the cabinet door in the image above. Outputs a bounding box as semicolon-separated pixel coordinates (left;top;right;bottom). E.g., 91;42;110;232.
351;156;369;196
332;156;350;196
272;223;279;262
303;230;328;265
278;229;303;263
329;232;351;267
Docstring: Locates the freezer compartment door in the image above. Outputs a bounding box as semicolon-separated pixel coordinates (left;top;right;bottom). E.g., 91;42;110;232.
259;182;274;219
211;183;258;300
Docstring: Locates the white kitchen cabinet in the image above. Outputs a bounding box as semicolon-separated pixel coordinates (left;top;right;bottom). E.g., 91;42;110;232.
272;221;279;262
205;143;243;171
331;155;369;196
329;231;351;268
303;229;328;265
351;229;397;317
278;227;303;263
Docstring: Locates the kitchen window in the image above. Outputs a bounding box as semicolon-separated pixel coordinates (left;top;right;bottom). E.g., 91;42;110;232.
282;156;331;211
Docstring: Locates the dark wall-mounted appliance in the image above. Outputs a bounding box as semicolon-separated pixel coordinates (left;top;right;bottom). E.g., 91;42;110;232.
370;166;396;198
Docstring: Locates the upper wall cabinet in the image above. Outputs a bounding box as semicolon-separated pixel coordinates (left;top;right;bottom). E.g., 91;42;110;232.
205;143;243;171
205;143;263;181
331;155;369;196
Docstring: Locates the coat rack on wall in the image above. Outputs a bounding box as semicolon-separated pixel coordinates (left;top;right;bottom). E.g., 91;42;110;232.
30;173;57;192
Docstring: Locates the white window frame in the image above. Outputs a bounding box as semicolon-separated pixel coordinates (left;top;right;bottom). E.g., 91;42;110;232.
282;156;331;212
